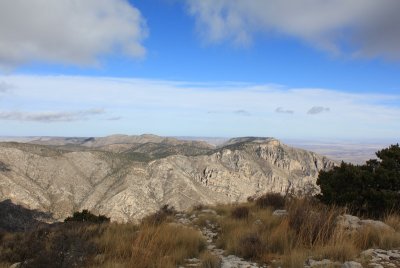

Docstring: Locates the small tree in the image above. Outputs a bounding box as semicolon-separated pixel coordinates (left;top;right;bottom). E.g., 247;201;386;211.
317;144;400;217
64;209;110;223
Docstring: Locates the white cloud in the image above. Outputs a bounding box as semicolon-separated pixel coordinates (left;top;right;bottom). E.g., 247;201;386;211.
0;0;147;69
186;0;400;59
0;75;399;139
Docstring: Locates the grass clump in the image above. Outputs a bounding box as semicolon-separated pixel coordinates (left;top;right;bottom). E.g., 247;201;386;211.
199;251;221;268
231;206;249;220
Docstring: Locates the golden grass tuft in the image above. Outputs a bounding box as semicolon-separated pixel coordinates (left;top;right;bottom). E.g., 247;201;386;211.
199;251;221;268
385;213;400;232
98;223;206;268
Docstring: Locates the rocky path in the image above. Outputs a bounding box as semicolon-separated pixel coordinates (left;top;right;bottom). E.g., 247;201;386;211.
176;210;265;268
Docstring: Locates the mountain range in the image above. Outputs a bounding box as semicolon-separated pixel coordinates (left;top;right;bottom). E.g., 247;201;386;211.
0;135;335;222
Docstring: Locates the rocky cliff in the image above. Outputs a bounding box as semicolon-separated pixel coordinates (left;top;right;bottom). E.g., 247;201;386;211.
0;136;335;222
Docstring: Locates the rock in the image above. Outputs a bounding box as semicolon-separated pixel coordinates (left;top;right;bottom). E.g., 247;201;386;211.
9;263;22;268
360;249;400;268
337;214;394;232
253;219;262;225
359;219;395;232
272;209;288;217
342;261;362;268
200;209;217;215
305;258;340;267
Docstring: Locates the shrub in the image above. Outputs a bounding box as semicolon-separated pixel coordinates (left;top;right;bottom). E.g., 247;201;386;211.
287;198;341;247
255;193;285;209
317;144;400;217
231;206;249;219
142;204;176;225
64;210;110;223
237;233;264;259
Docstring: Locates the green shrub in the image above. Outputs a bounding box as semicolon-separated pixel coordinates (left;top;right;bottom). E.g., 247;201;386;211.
317;144;400;217
64;210;110;223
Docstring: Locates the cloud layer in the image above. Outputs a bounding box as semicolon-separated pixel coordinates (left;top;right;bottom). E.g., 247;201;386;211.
186;0;400;59
0;75;399;139
0;0;147;69
0;81;14;93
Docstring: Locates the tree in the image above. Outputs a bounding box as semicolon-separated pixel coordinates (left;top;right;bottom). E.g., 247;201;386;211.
317;144;400;217
64;209;110;223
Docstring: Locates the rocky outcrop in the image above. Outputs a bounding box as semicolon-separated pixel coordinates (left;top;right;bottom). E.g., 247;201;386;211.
0;136;335;222
361;249;400;268
337;214;395;233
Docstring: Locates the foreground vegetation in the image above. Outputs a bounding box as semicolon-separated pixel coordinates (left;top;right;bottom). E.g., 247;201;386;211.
198;195;400;267
1;196;400;268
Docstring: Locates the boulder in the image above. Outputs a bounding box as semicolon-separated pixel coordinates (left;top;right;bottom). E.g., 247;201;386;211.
337;214;394;232
342;261;362;268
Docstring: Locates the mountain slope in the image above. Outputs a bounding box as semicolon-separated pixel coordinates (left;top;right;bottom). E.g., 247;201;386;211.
0;136;335;222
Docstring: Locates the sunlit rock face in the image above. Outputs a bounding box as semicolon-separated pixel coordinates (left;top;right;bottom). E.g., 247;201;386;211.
0;136;335;222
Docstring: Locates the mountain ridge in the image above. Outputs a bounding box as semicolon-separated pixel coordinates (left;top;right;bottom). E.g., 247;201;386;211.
0;135;336;222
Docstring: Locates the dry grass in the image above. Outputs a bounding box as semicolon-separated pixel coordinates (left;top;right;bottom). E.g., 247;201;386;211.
281;249;309;268
199;251;221;268
213;197;400;266
385;213;400;232
352;226;400;250
97;223;206;268
0;210;206;268
2;197;400;267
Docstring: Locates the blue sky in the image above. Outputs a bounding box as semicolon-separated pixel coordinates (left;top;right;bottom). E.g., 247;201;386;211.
0;0;399;140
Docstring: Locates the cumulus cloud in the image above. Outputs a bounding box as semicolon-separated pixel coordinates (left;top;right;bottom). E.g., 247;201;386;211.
186;0;400;59
275;107;294;114
0;108;105;122
0;0;147;69
307;106;330;115
234;109;251;116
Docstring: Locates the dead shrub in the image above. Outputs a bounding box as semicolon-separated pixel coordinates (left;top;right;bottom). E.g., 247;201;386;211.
237;233;264;259
256;193;285;210
287;198;341;247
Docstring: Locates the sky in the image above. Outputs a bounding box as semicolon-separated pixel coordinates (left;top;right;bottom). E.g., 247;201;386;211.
0;0;399;141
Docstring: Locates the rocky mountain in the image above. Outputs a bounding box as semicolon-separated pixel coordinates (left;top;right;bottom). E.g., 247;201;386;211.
0;135;335;222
